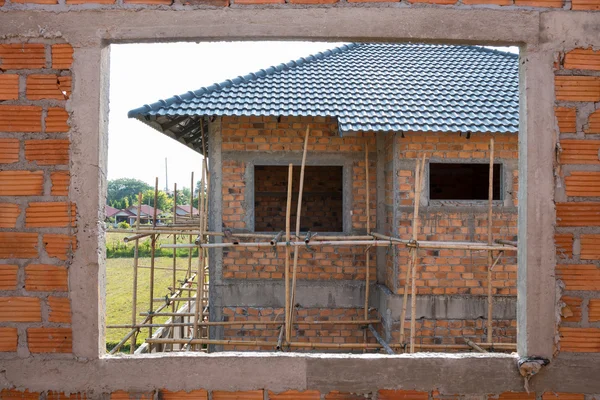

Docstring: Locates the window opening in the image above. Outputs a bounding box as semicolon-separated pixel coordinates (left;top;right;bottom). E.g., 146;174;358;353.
430;163;502;200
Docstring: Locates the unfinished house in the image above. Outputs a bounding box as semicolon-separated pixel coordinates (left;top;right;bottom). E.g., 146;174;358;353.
124;43;519;353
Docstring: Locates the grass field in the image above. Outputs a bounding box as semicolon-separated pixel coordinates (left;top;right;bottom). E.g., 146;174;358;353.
105;232;197;352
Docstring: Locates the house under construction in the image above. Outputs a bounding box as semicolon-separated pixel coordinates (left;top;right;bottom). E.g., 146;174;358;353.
113;42;520;354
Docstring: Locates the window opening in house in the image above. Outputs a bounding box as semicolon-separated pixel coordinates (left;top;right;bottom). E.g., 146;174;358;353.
430;163;502;200
254;166;343;232
105;41;520;357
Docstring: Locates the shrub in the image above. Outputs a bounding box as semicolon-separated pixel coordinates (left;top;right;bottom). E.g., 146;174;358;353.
118;221;131;229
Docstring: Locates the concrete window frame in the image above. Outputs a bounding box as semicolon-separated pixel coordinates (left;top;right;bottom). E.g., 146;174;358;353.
6;7;595;393
249;163;347;234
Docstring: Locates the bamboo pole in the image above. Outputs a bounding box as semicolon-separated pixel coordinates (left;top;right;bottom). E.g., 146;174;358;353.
171;183;178;350
487;138;495;344
149;177;159;343
368;324;394;355
144;338;516;351
364;143;371;348
410;155;426;353
187;171;194;319
136;315;380;324
284;163;293;345
201;127;211;350
193;153;206;350
130;191;143;354
464;338;488;353
123;233;152;243
287;127;310;342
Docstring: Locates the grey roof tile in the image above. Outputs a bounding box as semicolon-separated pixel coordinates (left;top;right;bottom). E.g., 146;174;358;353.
128;43;518;147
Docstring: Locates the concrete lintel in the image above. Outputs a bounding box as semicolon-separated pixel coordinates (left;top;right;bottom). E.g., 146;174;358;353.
0;9;539;47
212;280;373;309
376;285;517;321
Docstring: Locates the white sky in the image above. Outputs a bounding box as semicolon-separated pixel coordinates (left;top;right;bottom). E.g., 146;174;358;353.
108;41;344;192
108;42;518;193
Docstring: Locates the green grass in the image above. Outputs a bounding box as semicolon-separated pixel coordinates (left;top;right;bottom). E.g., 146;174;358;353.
105;231;198;258
105;256;194;352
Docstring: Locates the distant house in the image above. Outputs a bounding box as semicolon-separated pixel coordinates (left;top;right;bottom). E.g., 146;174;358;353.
126;205;164;225
175;204;199;216
105;205;120;220
105;205;135;225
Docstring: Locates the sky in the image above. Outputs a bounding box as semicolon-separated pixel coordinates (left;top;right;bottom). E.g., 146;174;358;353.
108;41;344;193
108;42;518;193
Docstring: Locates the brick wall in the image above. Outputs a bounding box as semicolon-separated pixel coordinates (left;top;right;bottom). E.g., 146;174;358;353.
219;307;378;351
383;132;519;295
221;116;376;282
555;47;600;353
0;40;75;356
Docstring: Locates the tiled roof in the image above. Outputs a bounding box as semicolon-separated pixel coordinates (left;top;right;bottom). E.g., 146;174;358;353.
128;43;518;153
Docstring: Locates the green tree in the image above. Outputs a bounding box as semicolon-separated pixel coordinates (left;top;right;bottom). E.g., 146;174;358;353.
142;189;173;213
107;178;152;206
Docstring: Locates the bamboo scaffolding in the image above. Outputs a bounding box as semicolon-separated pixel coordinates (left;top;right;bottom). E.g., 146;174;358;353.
149;177;159;344
193;146;206;351
108;273;197;354
130;192;143;354
364;143;371;349
171;182;178;351
145;338;516;351
287;126;310;343
187;172;194;320
410;155;426;353
110;319;380;328
487;139;495;344
284;163;293;345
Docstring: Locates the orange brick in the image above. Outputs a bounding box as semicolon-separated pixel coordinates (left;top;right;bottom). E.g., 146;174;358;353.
556;264;600;291
11;0;57;3
123;0;171;3
559;327;600;352
581;234;600;260
0;74;19;100
586;110;600;134
235;0;284;3
564;48;600;71
0;44;45;70
555;233;573;258
26;74;70;100
0;297;41;322
542;393;585;400
0;264;18;290
48;296;71;323
212;391;263;400
571;0;600;8
514;0;562;5
25;139;70;165
26;202;76;228
556;202;600;226
43;234;77;260
0;105;42;133
0;138;19;163
0;328;18;352
287;0;338;3
51;171;70;196
47;393;86;400
379;390;429;400
25;264;68;291
555;76;600;102
0;232;38;258
46;107;70;133
268;391;320;399
0;390;39;400
27;327;72;353
589;299;600;322
555;107;576;133
461;0;511;4
51;44;74;69
498;393;536;400
565;171;600;196
561;296;582;322
159;390;208;400
0;171;43;196
560;140;600;164
0;203;20;228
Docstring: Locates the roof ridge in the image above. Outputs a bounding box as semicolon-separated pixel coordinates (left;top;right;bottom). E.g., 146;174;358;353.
127;42;359;118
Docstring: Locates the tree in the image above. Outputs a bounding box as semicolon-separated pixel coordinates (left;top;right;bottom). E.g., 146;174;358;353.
107;178;152;206
142;189;173;213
